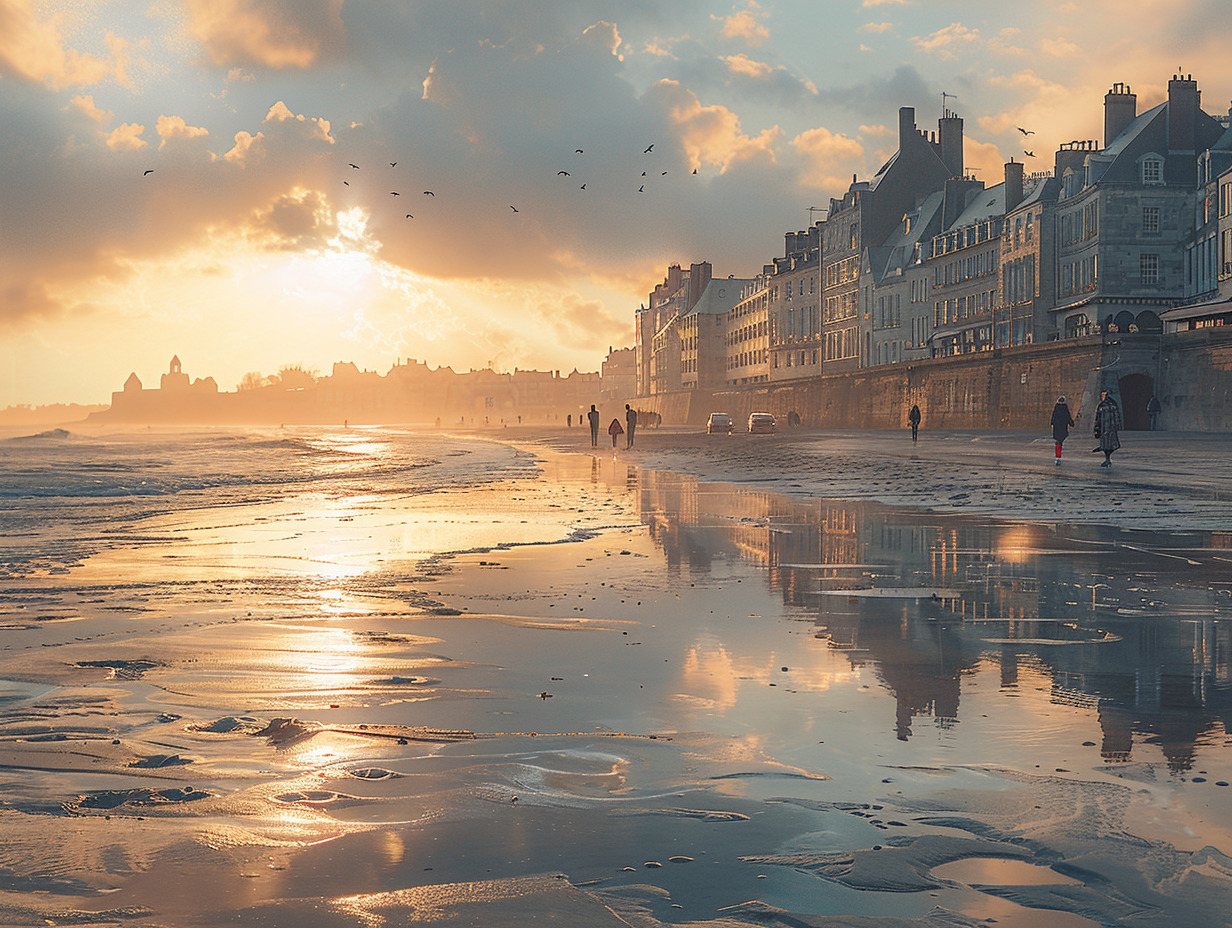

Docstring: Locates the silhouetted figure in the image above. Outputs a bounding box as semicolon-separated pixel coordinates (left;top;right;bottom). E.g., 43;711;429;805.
608;418;624;449
1050;395;1074;466
625;404;637;449
1094;390;1122;467
1147;395;1161;430
567;414;572;428
587;405;600;447
908;404;921;443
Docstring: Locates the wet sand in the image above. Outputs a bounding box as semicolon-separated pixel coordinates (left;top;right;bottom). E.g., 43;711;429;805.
527;424;1232;530
2;425;1231;926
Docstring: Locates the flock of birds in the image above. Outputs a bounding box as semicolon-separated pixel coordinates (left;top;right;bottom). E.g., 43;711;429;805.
1017;125;1035;159
325;142;701;223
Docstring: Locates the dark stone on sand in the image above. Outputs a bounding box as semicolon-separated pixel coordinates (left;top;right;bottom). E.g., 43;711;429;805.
129;753;190;769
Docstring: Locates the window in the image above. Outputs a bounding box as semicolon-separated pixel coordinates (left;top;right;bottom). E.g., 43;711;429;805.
1142;206;1160;235
1140;253;1159;285
1142;158;1162;185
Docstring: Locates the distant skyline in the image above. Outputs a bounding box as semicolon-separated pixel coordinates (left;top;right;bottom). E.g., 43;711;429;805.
2;0;1230;406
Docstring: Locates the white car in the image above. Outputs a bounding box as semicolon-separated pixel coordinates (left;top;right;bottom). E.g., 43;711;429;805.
747;412;776;434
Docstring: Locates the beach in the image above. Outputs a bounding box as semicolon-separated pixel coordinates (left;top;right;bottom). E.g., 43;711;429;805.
1;423;1231;927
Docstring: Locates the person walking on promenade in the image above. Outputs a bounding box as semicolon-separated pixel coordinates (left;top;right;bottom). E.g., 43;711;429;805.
607;417;624;449
1050;396;1075;465
587;404;600;447
625;404;637;449
907;404;921;443
1147;395;1161;430
1093;390;1122;468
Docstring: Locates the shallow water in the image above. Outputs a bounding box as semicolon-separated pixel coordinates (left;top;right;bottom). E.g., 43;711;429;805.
1;426;1230;927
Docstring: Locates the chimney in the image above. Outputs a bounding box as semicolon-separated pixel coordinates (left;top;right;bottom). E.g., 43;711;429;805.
1168;73;1200;152
899;107;916;149
1054;146;1087;181
785;231;797;256
1004;159;1025;212
938;112;964;177
1104;82;1137;147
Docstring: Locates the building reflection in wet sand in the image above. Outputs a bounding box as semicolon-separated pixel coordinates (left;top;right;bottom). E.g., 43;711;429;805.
635;468;1232;771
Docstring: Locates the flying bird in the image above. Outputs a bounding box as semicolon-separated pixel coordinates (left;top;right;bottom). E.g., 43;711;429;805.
1024;150;1035;158
580;184;586;190
1017;127;1034;136
143;169;154;176
692;169;698;174
638;185;644;193
641;171;646;177
390;191;400;195
405;214;413;219
558;171;570;176
349;163;359;169
343;180;349;186
510;205;518;212
575;149;583;153
390;162;397;167
423;191;434;196
644;144;654;153
661;171;667;176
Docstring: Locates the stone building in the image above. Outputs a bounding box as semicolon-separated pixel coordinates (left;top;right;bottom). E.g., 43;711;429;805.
679;279;755;390
640;262;713;395
864;189;944;366
766;225;823;380
1054;76;1225;339
823;106;963;373
726;272;771;386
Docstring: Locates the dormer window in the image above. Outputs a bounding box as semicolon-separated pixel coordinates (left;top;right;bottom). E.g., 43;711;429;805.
1141;157;1162;185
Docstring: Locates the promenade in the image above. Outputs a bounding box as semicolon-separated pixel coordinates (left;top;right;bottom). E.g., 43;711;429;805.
528;426;1232;531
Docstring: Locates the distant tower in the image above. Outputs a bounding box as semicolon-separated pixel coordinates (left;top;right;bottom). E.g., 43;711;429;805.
123;372;142;392
160;355;190;391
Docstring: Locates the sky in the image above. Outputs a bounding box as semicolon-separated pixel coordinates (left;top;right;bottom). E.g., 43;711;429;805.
2;0;1230;406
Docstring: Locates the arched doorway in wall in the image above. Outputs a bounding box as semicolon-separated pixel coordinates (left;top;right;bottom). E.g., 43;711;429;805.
1135;310;1162;333
1118;373;1154;430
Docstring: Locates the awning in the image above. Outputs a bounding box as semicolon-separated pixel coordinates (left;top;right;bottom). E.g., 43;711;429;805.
1162;295;1232;322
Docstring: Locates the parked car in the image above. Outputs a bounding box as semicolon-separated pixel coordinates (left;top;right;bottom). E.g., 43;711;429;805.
747;412;776;434
707;412;733;434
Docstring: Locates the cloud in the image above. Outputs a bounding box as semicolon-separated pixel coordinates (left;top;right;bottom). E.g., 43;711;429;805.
263;100;334;143
723;53;773;79
647;79;782;173
1040;37;1080;58
913;23;980;59
0;0;113;88
862;23;895;34
246;187;337;252
580;20;622;59
156;114;209;149
105;122;147;151
715;4;770;45
68;94;111;123
224;129;264;164
185;0;346;69
862;0;908;5
791;126;865;191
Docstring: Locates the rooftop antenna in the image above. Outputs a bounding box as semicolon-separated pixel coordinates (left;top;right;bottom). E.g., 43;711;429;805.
807;206;827;223
941;91;957;117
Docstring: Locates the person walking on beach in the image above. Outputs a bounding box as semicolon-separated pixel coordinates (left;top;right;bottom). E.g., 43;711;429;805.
907;404;921;443
1050;395;1074;466
1093;390;1122;467
607;417;624;449
1147;394;1161;430
587;404;600;447
625;404;637;449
